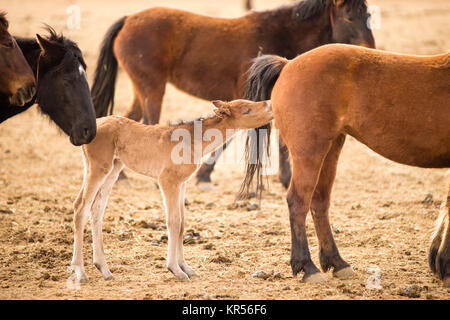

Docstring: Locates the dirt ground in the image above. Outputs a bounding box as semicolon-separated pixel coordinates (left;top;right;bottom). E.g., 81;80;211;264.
0;0;449;300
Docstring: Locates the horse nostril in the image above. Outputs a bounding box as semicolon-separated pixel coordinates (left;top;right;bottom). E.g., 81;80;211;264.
28;85;36;99
83;128;90;139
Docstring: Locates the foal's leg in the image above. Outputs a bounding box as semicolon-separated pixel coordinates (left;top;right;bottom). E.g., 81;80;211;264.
90;159;124;280
429;176;450;287
177;182;197;277
287;147;331;283
310;134;353;279
159;175;190;281
71;166;110;282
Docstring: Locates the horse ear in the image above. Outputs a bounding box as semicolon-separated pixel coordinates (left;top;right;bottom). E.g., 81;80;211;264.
213;105;232;119
335;0;345;7
212;100;227;108
36;34;53;54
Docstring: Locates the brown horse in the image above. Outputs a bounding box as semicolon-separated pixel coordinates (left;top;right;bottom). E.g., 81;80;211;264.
91;0;375;187
0;12;35;106
240;44;450;286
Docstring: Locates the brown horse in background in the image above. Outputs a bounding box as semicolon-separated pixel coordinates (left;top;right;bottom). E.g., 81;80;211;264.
91;0;375;188
0;12;35;107
240;44;450;286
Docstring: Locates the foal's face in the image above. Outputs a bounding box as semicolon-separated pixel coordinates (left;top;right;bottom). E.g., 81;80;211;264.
0;15;35;105
331;0;375;49
36;34;96;146
213;99;273;128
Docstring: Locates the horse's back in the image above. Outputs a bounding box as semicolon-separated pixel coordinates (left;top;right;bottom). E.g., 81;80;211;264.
273;44;450;168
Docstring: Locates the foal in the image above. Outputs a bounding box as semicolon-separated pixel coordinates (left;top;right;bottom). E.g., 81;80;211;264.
69;99;272;282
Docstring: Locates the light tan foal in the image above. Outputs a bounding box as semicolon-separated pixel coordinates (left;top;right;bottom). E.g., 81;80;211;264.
69;99;272;282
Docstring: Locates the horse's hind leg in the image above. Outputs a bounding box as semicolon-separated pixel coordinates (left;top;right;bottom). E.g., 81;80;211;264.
90;159;124;280
196;138;232;186
287;145;332;284
159;173;190;281
278;136;292;189
177;182;197;277
429;175;450;287
123;89;143;122
310;134;353;279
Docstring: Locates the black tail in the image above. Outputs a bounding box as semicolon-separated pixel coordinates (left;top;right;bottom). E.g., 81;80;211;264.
238;54;288;199
91;16;127;117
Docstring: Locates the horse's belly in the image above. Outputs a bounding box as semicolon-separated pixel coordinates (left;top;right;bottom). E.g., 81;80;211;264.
356;136;450;168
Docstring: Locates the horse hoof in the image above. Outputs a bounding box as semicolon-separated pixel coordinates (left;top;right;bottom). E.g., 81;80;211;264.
333;266;355;279
177;273;191;282
103;274;114;281
303;272;327;284
197;182;213;191
444;278;450;288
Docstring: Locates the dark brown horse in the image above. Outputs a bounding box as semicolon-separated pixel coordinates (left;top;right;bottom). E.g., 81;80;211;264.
0;28;96;146
240;44;450;286
0;12;35;107
91;0;375;187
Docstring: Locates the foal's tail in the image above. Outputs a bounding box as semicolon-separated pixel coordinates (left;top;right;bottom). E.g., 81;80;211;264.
238;54;288;199
91;16;127;118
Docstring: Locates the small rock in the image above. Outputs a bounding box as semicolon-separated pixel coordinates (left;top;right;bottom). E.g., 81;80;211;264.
400;285;421;298
247;202;259;211
203;243;214;250
210;255;232;264
251;270;271;280
0;208;14;214
422;194;434;204
205;202;215;209
272;272;282;279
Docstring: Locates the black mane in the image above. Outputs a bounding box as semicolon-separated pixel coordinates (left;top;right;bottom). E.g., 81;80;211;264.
0;11;8;28
293;0;368;21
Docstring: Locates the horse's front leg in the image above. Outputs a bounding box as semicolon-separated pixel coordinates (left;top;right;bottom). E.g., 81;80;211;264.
310;135;353;279
159;176;190;281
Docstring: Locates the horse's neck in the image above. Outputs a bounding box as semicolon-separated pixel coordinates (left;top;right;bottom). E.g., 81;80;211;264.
174;116;240;158
257;7;332;58
15;37;40;76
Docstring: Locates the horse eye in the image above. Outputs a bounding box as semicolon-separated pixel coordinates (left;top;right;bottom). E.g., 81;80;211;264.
344;17;353;23
243;109;251;115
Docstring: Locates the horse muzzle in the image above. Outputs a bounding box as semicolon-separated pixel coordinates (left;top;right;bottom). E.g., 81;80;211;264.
9;84;36;106
70;125;97;146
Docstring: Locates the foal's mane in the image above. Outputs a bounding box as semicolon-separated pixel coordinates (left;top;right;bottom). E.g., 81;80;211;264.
169;113;219;127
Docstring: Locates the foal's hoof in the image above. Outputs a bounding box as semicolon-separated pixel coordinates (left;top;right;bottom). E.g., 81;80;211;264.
302;272;327;284
67;266;88;283
94;263;113;280
168;266;190;282
333;266;355;279
197;182;213;192
176;273;191;282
